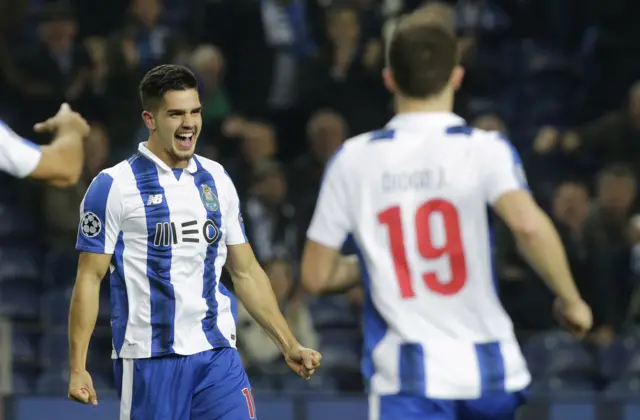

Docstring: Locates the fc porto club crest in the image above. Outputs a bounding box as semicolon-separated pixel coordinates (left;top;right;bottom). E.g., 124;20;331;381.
200;184;219;212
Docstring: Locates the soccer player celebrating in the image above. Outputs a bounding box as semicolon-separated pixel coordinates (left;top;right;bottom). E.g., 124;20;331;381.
301;12;592;420
68;64;321;419
0;103;88;185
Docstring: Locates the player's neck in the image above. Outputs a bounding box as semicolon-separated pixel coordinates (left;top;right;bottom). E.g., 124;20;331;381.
394;92;453;115
146;138;189;169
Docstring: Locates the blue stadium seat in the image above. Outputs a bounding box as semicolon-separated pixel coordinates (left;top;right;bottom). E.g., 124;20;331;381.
36;369;69;395
0;203;36;238
42;249;77;287
600;334;638;380
12;329;39;361
529;376;599;394
40;288;72;328
309;297;359;329
12;369;36;394
39;333;68;366
604;376;640;397
0;246;40;283
523;330;597;379
0;281;40;319
282;371;337;395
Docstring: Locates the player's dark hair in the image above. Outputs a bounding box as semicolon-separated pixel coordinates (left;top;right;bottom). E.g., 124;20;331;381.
139;64;198;111
388;18;458;99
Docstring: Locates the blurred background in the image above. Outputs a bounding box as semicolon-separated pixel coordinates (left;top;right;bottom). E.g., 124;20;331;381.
0;0;639;418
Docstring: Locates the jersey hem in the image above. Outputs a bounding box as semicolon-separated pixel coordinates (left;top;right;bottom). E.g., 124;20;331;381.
113;342;237;359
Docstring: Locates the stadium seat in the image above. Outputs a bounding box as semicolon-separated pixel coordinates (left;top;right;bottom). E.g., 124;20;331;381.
309;296;359;329
0;246;40;284
0;203;36;238
42;249;77;287
524;330;597;377
529;375;599;394
40;288;72;328
12;369;36;394
12;329;38;361
0;281;40;319
39;332;68;366
36;369;69;395
600;334;637;380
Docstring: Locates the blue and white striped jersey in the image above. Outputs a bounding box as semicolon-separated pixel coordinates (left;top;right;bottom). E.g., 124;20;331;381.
0;120;42;178
307;113;531;399
76;142;248;359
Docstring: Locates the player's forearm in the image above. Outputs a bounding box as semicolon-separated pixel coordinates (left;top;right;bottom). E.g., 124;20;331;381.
303;255;360;294
68;275;101;370
513;213;582;304
231;261;298;353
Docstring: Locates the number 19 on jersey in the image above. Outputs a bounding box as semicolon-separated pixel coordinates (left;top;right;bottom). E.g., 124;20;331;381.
378;199;468;299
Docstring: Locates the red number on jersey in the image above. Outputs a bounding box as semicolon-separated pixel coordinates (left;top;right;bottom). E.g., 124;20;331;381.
241;387;256;419
378;199;467;299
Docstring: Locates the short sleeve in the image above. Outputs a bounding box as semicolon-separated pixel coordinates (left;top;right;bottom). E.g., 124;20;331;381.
0;120;42;178
224;171;248;245
483;136;529;205
76;172;123;254
306;147;353;249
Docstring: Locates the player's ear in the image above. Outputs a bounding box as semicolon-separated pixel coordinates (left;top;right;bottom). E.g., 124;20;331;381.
142;110;156;131
451;65;465;91
382;67;397;94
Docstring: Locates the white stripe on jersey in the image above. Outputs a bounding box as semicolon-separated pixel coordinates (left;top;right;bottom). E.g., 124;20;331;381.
77;143;248;359
0;120;42;178
308;112;531;399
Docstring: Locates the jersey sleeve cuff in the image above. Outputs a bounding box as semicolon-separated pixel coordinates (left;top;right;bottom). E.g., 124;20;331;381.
306;229;345;250
75;244;114;255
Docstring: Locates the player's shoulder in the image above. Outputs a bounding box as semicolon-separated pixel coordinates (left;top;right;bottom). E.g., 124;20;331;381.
332;130;386;162
87;159;133;194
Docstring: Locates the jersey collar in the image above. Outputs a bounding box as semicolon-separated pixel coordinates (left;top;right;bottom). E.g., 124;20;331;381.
386;112;466;130
137;142;198;174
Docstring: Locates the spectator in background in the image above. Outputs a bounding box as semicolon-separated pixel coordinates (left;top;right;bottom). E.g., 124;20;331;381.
288;109;347;205
471;113;507;134
42;123;110;250
237;259;318;368
104;0;175;162
19;6;93;129
560;82;640;173
583;164;638;334
298;4;388;136
189;44;232;158
224;120;278;198
243;161;298;263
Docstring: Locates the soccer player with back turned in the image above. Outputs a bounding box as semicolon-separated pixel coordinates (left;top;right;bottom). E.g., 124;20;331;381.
68;65;321;420
301;11;592;420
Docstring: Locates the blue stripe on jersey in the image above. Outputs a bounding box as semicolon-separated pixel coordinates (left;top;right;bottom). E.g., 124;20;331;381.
399;343;426;395
475;342;506;395
76;172;114;253
445;125;473;136
497;135;529;190
351;235;388;386
129;155;176;356
370;129;395;141
193;157;230;348
111;232;128;355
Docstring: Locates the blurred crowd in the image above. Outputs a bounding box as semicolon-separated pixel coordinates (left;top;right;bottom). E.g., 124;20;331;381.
1;0;640;396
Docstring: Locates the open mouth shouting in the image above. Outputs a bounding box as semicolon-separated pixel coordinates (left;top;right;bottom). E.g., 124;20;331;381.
174;130;196;151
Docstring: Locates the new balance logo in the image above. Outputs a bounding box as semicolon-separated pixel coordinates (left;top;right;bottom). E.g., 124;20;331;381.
147;194;163;205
